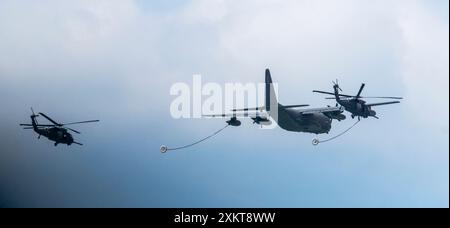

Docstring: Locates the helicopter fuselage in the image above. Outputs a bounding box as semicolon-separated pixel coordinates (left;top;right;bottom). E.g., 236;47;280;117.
34;127;74;146
334;86;376;119
20;109;98;146
337;99;376;118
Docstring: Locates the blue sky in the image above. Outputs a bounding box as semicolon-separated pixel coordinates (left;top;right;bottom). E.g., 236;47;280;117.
0;0;448;208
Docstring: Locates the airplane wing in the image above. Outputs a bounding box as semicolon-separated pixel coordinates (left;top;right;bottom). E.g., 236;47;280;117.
203;112;268;118
231;104;309;112
231;107;265;112
283;104;310;109
367;101;400;107
298;106;344;115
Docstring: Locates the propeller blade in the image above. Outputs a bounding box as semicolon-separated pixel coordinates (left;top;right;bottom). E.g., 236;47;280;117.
39;112;62;126
66;127;81;134
356;83;365;98
62;120;100;126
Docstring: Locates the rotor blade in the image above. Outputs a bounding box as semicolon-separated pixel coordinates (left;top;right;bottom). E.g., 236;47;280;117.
313;90;353;98
20;124;54;127
359;96;403;99
62;120;100;126
23;127;34;129
38;113;61;126
66;127;81;134
313;90;336;96
367;101;400;107
356;83;365;98
73;142;83;146
325;96;356;99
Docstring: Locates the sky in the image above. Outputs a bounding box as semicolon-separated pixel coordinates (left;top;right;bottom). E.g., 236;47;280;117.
0;0;448;208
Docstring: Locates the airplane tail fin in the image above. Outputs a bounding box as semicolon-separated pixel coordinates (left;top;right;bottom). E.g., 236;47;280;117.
265;69;278;112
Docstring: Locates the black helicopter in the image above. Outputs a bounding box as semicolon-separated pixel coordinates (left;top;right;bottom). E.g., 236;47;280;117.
313;80;403;120
20;108;99;146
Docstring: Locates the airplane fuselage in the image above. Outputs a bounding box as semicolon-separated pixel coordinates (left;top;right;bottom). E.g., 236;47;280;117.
274;105;333;134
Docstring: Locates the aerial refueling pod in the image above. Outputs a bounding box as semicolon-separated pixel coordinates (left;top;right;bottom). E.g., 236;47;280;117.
226;117;241;126
251;116;271;125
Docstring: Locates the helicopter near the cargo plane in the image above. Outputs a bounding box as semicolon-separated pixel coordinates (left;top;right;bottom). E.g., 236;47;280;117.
204;69;346;134
313;80;403;120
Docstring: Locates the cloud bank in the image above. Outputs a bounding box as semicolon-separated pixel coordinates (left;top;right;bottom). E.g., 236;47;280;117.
0;0;448;207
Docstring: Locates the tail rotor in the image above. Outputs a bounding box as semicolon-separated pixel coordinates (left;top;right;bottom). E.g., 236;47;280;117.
30;107;39;125
332;79;343;92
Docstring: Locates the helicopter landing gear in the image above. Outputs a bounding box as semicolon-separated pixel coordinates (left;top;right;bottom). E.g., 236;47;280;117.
351;114;355;119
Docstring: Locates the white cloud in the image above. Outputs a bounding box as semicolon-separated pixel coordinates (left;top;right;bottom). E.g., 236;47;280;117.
398;0;449;130
0;0;447;129
0;0;448;208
